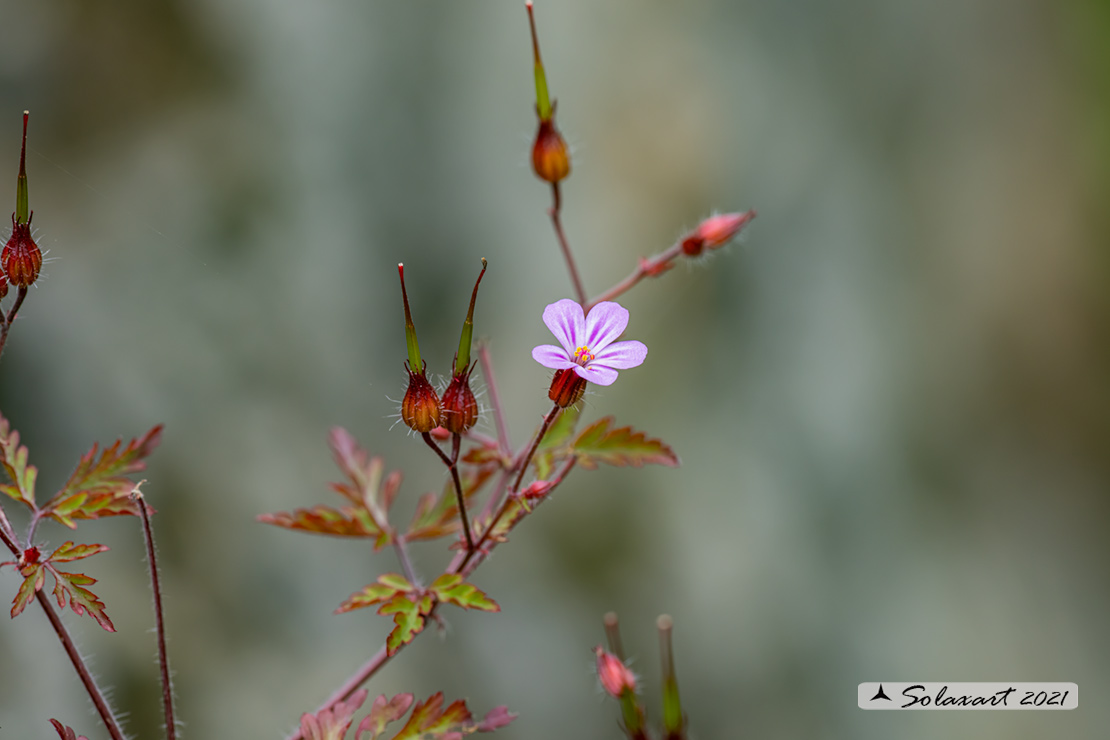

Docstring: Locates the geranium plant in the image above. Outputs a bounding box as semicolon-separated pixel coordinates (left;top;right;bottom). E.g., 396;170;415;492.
0;3;754;738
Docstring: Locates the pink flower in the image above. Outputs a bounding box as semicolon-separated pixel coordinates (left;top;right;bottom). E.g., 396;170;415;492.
532;299;647;386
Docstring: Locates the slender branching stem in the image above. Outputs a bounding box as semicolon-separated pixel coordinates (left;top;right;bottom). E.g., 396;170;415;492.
35;591;127;740
0;507;19;548
586;242;684;312
421;432;475;553
392;533;419;587
0;523;20;555
477;341;511;456
0;286;29;361
549;184;587;305
510;404;561;494
287;456;578;740
132;486;176;740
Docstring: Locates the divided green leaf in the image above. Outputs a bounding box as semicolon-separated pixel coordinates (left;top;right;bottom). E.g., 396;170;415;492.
39;425;163;528
390;693;471;740
335;573;414;614
299;688;369;740
260;429;400;549
356;693;415;740
10;562;44;618
571;416;679;470
429;574;499;612
0;411;38;510
48;567;115;632
378;595;428;656
47;541;109;564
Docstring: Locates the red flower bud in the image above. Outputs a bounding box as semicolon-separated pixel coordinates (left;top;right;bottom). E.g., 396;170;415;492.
594;646;637;698
548;367;586;408
532;119;570;184
401;363;441;433
680;210;756;257
0;270;7;299
2;215;42;288
441;367;479;434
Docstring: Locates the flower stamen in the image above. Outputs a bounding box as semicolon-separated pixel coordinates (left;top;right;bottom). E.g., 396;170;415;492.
573;346;594;366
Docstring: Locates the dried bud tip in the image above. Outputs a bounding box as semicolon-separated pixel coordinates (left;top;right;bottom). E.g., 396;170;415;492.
681;210;756;256
594;646;637;698
398;263;424;369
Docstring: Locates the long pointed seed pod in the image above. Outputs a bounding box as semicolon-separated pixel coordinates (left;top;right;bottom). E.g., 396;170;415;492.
398;264;440;433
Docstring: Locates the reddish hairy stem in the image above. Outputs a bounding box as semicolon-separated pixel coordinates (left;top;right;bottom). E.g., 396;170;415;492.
284;456;578;740
477;341;511;456
392;532;419;587
510;404;561;493
35;591;127;740
585;242;684;312
549;184;587;305
133;488;177;740
0;286;29;361
421;432;476;553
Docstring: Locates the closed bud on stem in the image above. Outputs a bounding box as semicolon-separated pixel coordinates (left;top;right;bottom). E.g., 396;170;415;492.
398;264;441;432
527;2;570;184
402;364;441;433
680;210;756;257
548;367;586;408
441;366;478;434
594;645;638;699
2;113;41;288
0;271;8;299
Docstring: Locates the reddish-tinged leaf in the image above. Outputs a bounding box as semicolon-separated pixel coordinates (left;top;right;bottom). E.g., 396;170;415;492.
257;505;391;549
40;425;163;528
356;693;415;740
47;541;109;564
335;573;414;614
429;574;499;612
299;688;369;740
461;444;506;468
378;595;426;656
330;428;403;523
11;562;44;618
0;411;38;510
471;497;530;546
477;706;517;732
49;719;90;740
389;693;473;740
406;466;495;543
47;567;115;631
572;417;679;470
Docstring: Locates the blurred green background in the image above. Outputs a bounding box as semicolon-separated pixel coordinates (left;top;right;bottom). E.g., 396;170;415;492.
1;0;1108;738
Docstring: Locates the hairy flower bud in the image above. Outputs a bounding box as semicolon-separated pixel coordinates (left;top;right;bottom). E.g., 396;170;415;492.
441;368;479;434
532;119;570;184
595;646;637;698
401;364;441;433
548;367;587;408
680;211;756;257
2;216;41;288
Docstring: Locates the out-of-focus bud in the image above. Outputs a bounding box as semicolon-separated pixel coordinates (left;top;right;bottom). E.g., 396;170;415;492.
595;645;637;698
548;367;587;408
2;113;41;289
398;263;441;433
532;119;570;184
658;614;686;740
527;2;571;184
680;210;756;257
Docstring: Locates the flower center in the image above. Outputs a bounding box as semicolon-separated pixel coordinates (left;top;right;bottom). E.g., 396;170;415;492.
573;346;594;366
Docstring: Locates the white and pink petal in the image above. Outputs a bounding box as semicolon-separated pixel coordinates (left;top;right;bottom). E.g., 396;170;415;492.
532;344;576;370
592;340;647;370
582;301;629;353
542;299;586;354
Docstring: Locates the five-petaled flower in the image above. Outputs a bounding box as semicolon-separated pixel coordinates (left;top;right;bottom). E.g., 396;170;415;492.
532;299;647;386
